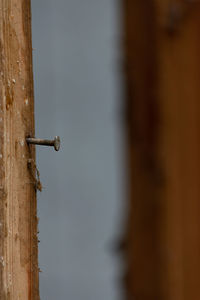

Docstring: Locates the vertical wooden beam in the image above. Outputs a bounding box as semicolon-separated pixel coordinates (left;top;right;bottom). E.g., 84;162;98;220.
123;0;200;299
157;3;200;299
122;2;162;299
0;0;39;299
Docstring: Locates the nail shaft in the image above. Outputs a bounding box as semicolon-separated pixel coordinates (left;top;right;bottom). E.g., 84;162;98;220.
26;136;60;151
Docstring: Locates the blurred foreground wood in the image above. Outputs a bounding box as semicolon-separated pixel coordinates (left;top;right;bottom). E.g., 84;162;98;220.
0;1;39;299
123;1;200;299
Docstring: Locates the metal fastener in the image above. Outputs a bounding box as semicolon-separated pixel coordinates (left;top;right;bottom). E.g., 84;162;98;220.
26;136;61;151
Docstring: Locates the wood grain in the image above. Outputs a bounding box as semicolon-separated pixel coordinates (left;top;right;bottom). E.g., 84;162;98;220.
0;0;39;299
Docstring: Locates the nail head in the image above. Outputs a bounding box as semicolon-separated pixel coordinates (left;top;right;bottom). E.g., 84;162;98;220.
54;136;60;151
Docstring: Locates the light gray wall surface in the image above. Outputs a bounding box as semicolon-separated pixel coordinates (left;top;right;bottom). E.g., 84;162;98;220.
32;1;123;299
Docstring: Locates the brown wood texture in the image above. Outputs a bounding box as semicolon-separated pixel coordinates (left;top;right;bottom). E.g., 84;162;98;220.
0;0;39;299
123;1;200;299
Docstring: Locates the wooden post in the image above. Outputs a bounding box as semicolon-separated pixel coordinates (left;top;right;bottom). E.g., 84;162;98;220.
123;0;200;299
0;0;39;299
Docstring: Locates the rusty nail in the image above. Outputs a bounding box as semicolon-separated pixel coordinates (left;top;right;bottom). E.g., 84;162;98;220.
26;136;61;151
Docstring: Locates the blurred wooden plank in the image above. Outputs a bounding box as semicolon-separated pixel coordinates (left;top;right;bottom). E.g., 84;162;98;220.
0;0;39;299
123;1;200;299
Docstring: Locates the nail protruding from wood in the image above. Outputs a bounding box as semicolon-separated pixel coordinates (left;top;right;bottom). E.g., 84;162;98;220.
26;136;61;151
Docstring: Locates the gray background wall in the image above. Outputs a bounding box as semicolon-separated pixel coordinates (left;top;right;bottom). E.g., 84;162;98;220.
32;1;124;299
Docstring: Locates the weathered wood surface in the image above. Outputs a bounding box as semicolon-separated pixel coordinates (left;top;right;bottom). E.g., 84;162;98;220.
0;0;39;299
123;0;200;299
